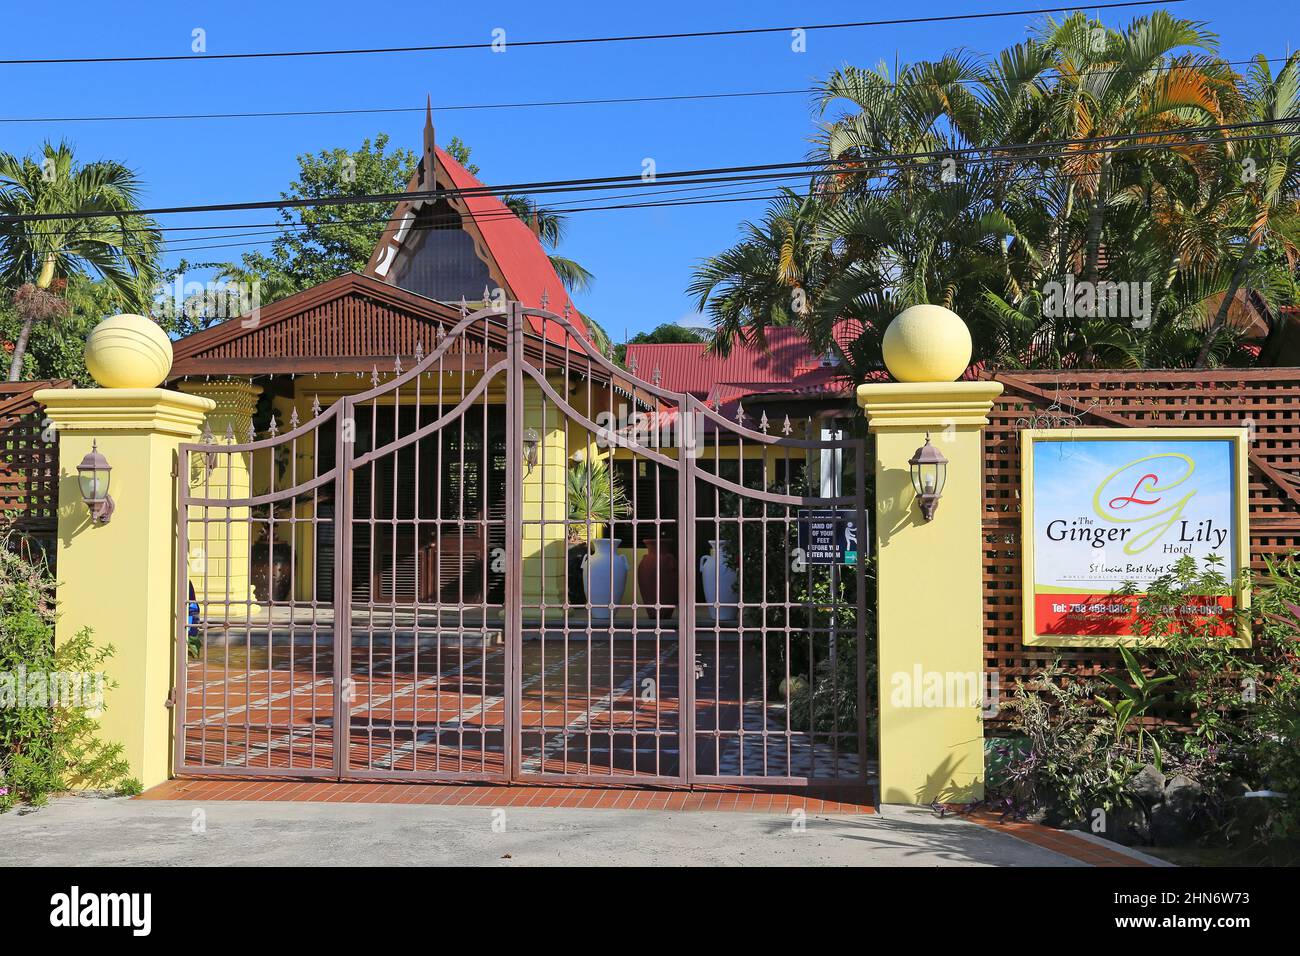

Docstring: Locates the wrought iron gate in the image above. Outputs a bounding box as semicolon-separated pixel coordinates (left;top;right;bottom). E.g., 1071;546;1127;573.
176;303;871;788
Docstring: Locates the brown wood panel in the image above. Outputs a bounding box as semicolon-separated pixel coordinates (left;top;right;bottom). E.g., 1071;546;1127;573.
0;380;67;567
979;369;1300;726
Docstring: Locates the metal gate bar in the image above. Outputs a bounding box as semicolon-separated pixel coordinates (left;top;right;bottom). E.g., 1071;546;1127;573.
175;301;872;788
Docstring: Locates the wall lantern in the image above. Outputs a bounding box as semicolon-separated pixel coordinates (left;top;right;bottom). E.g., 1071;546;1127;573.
522;428;540;473
76;440;115;524
908;434;948;521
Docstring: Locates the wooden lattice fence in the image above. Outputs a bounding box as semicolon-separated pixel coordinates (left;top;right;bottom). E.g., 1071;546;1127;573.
0;380;67;567
980;369;1300;723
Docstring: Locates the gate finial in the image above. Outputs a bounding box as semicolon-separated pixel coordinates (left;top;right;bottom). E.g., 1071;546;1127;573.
289;406;300;429
414;339;424;362
371;364;380;387
311;394;322;418
394;356;404;375
459;296;468;317
268;414;279;438
735;402;745;425
782;414;793;436
759;411;769;433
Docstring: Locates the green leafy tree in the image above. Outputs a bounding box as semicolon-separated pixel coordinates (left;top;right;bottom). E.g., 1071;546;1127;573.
613;321;706;365
229;134;418;301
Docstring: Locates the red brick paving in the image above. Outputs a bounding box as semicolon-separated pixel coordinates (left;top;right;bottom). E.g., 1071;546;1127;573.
140;777;876;814
962;809;1154;867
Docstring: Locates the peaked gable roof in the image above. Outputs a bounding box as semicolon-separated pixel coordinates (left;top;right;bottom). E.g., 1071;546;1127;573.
363;108;592;350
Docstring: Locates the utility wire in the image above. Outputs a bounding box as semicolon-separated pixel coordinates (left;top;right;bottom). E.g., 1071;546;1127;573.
6;113;1298;229
0;2;1181;66
8;51;1294;125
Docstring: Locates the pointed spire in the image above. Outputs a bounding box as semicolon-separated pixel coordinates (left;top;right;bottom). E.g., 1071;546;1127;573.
437;323;447;341
201;422;214;445
628;355;638;376
781;415;793;437
421;94;437;189
652;365;662;386
311;395;322;418
247;420;257;443
459;295;468;317
759;411;769;433
371;364;380;387
482;284;491;306
224;422;234;444
289;406;300;429
540;288;550;310
735;402;745;425
268;415;279;438
414;339;424;362
394;355;403;375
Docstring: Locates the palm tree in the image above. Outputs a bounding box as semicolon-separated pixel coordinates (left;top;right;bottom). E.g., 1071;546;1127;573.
688;187;832;355
1195;54;1300;367
0;142;160;380
1036;11;1227;284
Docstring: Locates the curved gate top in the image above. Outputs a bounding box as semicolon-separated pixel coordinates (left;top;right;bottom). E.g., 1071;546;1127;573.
176;302;872;789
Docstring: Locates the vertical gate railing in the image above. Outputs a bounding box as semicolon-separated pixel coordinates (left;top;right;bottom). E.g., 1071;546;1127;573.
176;301;871;787
175;400;345;776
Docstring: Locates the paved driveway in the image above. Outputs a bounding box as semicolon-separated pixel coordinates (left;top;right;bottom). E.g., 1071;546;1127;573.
0;793;1088;866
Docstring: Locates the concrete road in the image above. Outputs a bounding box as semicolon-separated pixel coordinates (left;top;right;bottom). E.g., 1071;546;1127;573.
0;793;1085;866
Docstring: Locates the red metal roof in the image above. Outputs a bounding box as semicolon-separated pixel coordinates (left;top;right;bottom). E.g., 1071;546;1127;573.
624;323;861;404
432;146;590;349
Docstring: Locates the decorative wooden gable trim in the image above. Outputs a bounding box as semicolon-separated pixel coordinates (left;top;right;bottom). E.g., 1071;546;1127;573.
169;273;465;377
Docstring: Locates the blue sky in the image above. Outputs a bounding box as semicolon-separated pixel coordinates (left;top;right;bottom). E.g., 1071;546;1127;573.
1;1;1293;339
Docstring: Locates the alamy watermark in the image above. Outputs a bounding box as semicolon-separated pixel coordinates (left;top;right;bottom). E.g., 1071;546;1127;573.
889;665;1000;717
593;404;705;457
0;666;105;713
153;275;262;329
1042;274;1152;329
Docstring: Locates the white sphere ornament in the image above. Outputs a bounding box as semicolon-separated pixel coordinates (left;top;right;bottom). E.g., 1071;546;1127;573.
881;304;972;383
84;314;173;389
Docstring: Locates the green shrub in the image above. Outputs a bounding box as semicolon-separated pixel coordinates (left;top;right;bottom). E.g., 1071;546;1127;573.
993;555;1300;858
994;666;1138;825
0;534;132;811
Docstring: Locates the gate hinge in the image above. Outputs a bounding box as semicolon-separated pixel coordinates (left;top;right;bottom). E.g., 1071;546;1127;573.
164;688;176;709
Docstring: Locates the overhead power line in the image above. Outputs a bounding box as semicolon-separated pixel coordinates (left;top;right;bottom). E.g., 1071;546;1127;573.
0;2;1182;66
5;112;1298;229
5;50;1294;125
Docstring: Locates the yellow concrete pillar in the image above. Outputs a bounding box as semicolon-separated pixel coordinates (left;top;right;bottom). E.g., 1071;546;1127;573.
520;378;569;619
177;378;262;610
856;304;1001;805
37;386;214;790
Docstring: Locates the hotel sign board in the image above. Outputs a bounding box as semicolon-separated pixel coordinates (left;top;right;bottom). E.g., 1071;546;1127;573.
1019;428;1250;647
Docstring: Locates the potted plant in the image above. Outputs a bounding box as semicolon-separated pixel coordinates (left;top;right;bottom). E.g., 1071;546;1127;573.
250;522;293;604
567;458;628;617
